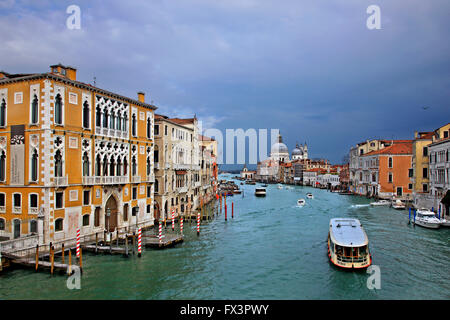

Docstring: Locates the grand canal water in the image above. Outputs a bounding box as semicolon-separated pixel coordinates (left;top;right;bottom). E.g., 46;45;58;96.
1;174;449;300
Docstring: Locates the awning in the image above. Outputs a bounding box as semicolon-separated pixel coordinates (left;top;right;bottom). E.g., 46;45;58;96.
441;190;450;205
176;170;187;175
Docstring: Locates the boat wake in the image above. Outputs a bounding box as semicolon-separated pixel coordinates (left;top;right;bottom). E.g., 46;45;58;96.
350;204;370;208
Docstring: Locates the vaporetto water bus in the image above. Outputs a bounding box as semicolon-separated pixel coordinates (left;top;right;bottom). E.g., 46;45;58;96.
327;218;372;270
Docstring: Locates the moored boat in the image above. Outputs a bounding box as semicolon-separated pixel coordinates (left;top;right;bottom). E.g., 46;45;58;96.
412;209;440;229
370;199;390;206
327;218;371;269
392;200;406;210
255;188;266;197
439;218;450;227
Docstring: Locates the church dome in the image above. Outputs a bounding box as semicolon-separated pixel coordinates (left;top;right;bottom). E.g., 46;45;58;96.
292;144;303;156
271;142;289;154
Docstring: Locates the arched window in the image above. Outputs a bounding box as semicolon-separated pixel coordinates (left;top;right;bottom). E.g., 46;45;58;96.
0;99;5;127
54;150;63;177
123;157;128;176
54;94;63;125
55;218;64;232
155;179;159;193
116;157;122;176
96;106;102;127
131;156;137;176
31;149;38;182
147;157;151;175
147;117;151;138
30;219;37;233
82;101;90;128
102;155;108;176
123;113;128;132
0;151;6;181
103;109;109;128
109;112;115;129
117;114;122;131
109;157;116;176
95;154;101;176
31;95;38;124
82;214;90;227
154;149;159;164
132;113;137;136
0;218;5;230
82;152;89;176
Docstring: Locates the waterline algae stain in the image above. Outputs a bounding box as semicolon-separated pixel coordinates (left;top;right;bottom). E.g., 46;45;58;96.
1;175;449;299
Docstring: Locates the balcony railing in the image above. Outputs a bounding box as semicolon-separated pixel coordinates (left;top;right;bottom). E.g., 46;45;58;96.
29;207;39;214
0;206;5;213
194;181;201;188
53;176;68;187
13;206;21;214
177;186;188;193
165;162;171;169
173;163;191;170
131;176;141;184
146;174;155;183
83;176;129;185
154;162;160;170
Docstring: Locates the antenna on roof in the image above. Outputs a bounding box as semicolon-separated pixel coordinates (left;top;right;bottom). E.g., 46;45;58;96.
93;76;96;87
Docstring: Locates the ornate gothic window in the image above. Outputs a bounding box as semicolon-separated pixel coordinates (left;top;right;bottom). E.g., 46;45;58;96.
83;101;90;128
54;94;63;125
0;99;6;127
31;149;38;182
31;95;38;124
54;150;63;177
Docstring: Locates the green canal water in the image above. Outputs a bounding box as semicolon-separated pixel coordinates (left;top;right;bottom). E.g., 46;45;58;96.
1;174;449;300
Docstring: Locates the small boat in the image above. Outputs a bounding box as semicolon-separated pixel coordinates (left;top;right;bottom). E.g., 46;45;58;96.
277;185;283;190
392;200;405;210
370;199;390;206
412;209;440;229
255;188;266;197
306;193;313;199
297;199;306;206
262;184;268;187
233;189;242;194
327;218;372;269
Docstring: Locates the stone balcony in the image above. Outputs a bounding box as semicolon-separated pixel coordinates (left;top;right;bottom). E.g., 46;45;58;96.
173;163;191;170
177;186;188;193
53;176;68;187
146;174;155;183
82;176;129;185
131;176;141;184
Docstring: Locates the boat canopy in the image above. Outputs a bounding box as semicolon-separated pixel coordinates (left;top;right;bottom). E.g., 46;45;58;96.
417;210;436;216
329;218;368;247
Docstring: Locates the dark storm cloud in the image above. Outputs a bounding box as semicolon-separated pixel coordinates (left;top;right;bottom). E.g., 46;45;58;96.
0;0;449;164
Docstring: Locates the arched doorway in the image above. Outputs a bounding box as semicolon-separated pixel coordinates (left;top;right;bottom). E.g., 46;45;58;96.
13;219;21;239
105;196;118;232
164;200;168;220
154;201;160;221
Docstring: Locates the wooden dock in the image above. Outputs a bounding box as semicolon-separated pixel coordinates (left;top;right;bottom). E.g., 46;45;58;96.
82;244;129;255
143;234;184;248
10;258;70;275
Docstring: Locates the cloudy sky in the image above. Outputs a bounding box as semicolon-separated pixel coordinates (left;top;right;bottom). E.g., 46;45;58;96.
1;0;449;168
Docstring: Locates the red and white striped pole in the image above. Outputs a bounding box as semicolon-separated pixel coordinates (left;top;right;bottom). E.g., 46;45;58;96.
197;211;200;236
180;216;184;235
159;222;162;243
137;228;142;258
172;209;175;231
76;228;81;258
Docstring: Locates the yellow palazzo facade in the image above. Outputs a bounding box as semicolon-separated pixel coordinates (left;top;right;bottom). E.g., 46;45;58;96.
0;64;156;245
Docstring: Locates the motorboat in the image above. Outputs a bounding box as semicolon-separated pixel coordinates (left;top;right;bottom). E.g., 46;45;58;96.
306;193;313;199
327;218;372;269
262;184;268;187
412;209;440;229
255;188;266;197
370;199;390;206
297;199;306;206
277;185;283;190
233;189;242;194
392;200;406;210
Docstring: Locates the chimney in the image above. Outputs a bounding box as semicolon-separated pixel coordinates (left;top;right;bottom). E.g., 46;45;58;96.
137;92;145;103
65;66;77;81
414;131;418;139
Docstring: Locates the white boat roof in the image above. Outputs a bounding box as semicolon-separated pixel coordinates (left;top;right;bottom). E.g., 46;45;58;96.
417;209;435;216
329;218;368;247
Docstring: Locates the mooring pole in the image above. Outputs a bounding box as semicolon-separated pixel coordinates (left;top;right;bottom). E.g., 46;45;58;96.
68;249;72;275
95;232;98;254
232;202;234;219
138;228;142;258
79;247;83;273
132;232;136;255
125;234;129;257
61;243;65;264
50;245;54;275
35;245;39;271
